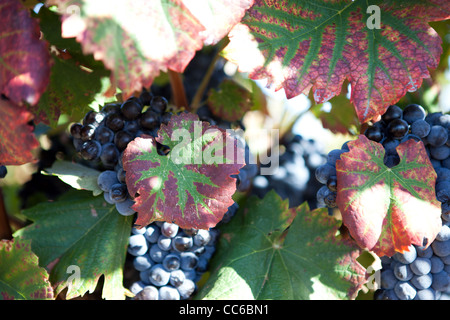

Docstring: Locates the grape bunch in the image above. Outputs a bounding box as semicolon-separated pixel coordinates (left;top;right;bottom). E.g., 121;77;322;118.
374;213;450;300
69;90;171;216
251;133;326;209
127;221;219;300
313;103;449;299
315;104;449;210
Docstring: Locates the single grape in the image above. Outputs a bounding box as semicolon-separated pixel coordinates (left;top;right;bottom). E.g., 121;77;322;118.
394;281;416;300
115;198;135;216
157;235;173;251
110;183;128;203
105;113;125;132
150;96;168;114
158;285;180;300
193;229;211;247
162;253;181;271
134;286;159;300
169;269;186;287
97;170;119;192
80;124;97;141
394;263;414;281
128;234;148;256
70;123;83;139
177;279;196;300
80;140;102;161
364;126;384;142
402;104;426;124
120;99;142;120
149;243;169;263
381;105;403;123
411;119;431;138
172;236;193;252
427;125;448;147
160;222;179;238
114;130;134;151
386;118;409;139
95;125;114;145
380;269;397;289
409;257;432;276
0;165;7;179
148;264;171;286
180;252;199;270
393;245;417;264
144;225;160;243
133;255;153;272
140;110;160;130
100;142;120;168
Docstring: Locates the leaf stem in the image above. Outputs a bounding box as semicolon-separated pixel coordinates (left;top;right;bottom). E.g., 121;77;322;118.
168;70;189;111
190;38;230;113
0;188;12;240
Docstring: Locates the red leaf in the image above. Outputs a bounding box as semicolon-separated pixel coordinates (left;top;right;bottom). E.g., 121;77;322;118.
224;0;450;123
336;135;442;256
0;0;51;105
123;112;244;229
0;99;39;166
48;0;253;99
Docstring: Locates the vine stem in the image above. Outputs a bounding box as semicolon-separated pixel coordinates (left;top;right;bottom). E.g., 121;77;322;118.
0;188;12;240
168;70;189;111
190;38;230;113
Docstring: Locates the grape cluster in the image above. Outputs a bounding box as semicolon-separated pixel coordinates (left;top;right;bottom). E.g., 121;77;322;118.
127;221;219;300
252;133;326;209
315;104;449;211
374;213;450;300
69;90;171;216
313;103;449;299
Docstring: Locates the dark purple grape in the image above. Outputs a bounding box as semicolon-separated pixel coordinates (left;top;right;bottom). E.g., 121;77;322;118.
382;105;403;123
140;110;160;130
402;104;426;124
80;140;102;161
387;119;409;139
160;112;172;126
411;120;431;138
114;130;134;151
139;90;153;106
121;99;143;120
100;142;120;167
117;167;126;183
83;110;104;126
105;113;125;131
172;236;193;252
326;176;337;192
95;125;114;144
80;124;97;141
125;120;140;133
365;125;384;142
101;103;120;116
427;125;448;147
151;96;168;114
0;165;7;178
70;123;83;139
110;183;128;202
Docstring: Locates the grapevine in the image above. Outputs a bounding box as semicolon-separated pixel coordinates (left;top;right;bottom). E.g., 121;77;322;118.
0;0;449;303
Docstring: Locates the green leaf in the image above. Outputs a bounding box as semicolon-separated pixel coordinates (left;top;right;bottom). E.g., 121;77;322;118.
0;238;54;300
197;191;367;300
42;160;102;196
225;0;450;123
336;135;442;257
30;6;109;126
207;78;255;121
14;190;133;300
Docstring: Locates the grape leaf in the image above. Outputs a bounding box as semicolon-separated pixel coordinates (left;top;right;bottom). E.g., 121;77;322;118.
207;79;254;121
0;99;39;166
29;6;110;126
336;135;442;257
0;0;51;106
197;191;367;300
0;238;54;300
224;0;450;123
123;112;244;230
42;160;102;196
47;0;254;99
14;190;133;300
